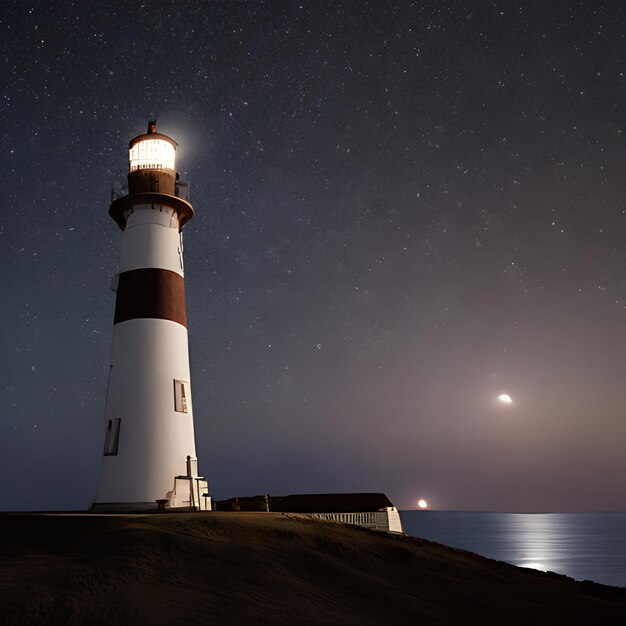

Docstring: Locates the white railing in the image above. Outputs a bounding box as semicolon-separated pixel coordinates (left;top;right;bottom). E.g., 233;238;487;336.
312;511;390;532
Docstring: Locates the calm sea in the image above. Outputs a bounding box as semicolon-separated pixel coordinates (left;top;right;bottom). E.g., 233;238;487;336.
400;511;626;588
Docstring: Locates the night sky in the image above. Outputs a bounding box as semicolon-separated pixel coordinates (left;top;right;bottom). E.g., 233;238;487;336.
1;1;624;512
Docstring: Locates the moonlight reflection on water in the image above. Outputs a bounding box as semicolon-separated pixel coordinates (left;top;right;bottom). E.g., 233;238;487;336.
400;511;626;587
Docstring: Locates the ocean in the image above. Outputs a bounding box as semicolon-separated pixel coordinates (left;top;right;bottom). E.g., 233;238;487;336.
400;511;626;588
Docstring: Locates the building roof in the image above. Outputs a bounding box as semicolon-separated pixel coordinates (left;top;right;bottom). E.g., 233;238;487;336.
271;493;394;514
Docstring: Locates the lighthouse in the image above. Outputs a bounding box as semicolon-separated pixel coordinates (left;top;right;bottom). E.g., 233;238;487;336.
92;121;210;512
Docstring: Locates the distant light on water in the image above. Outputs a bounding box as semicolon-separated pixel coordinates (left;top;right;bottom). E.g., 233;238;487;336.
518;562;548;572
417;499;428;509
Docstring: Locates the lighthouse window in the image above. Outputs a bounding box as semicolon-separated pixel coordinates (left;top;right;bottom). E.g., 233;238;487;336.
103;418;121;456
174;379;189;413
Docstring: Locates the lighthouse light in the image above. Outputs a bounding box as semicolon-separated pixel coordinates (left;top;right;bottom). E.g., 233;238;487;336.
129;139;176;172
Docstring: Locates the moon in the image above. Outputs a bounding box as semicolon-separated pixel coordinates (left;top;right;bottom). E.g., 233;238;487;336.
417;499;428;509
498;393;513;404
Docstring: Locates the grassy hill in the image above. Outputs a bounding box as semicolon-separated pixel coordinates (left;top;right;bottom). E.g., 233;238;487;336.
1;512;625;625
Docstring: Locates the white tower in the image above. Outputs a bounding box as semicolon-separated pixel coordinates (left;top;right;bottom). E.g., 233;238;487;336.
92;121;209;512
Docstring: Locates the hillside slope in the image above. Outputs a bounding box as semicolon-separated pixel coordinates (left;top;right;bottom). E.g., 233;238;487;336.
1;512;625;625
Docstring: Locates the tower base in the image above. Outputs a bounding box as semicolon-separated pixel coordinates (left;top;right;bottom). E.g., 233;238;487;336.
89;502;162;513
91;456;211;513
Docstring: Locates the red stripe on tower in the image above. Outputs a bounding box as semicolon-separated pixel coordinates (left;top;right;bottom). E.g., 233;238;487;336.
114;268;187;327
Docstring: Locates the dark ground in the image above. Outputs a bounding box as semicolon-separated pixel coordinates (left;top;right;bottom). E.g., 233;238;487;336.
1;512;625;625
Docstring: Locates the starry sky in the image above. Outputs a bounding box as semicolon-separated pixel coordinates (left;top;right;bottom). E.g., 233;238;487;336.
1;1;624;512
